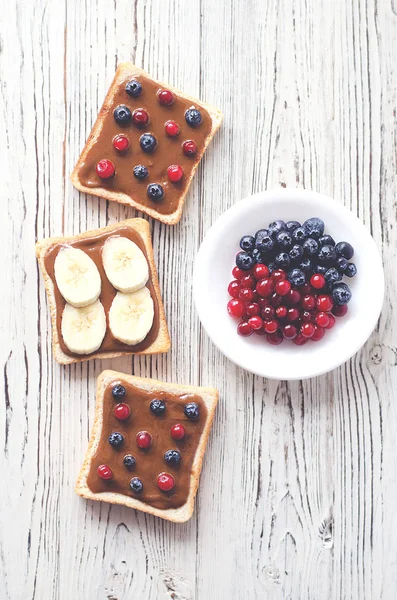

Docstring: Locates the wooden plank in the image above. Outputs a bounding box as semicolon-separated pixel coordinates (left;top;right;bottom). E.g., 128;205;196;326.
1;0;397;598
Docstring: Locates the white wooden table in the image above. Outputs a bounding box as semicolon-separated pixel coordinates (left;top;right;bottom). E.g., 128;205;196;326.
1;0;396;598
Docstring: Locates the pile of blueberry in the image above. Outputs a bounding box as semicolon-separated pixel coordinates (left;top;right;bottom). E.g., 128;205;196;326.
227;217;357;345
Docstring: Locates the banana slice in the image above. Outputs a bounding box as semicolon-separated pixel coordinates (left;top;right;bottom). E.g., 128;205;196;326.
54;247;101;307
109;288;154;345
102;236;149;293
61;300;106;354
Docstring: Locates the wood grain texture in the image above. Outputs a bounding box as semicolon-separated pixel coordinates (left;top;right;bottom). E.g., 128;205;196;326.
1;0;396;598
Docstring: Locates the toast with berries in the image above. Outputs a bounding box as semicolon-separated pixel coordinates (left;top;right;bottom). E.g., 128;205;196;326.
71;63;222;225
75;370;219;523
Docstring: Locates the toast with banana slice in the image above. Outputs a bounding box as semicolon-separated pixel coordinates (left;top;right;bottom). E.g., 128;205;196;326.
35;218;170;364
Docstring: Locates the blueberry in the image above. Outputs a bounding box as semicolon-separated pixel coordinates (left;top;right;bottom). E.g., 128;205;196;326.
324;267;342;285
108;432;124;448
240;235;255;252
303;217;325;239
288;268;306;287
275;252;291;269
147;183;164;201
236;252;255;271
268;220;286;236
114;104;132;126
150;399;166;415
314;264;328;275
345;263;357;277
184;402;200;420
112;384;126;400
133;165;149;180
267;261;276;273
335;241;354;260
126;79;142;97
318;245;337;264
289;244;304;263
332;283;352;306
302;238;319;257
285;220;301;232
130;477;143;493
123;455;136;469
255;230;274;253
164;450;181;466
185;108;202;127
140;133;157;153
336;257;349;273
252;249;266;264
299;258;313;274
276;231;292;250
292;226;307;244
319;234;335;246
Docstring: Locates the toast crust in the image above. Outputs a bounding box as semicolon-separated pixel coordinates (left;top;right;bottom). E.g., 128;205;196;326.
75;371;219;523
35;219;171;364
70;63;223;225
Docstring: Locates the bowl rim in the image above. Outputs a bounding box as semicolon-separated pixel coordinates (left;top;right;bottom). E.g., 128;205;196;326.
193;188;385;380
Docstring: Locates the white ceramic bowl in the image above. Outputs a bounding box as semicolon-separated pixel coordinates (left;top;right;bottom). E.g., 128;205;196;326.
193;189;384;380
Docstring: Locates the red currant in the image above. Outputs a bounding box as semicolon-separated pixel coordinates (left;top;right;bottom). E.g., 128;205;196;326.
96;159;115;179
239;288;255;302
97;464;113;480
283;324;297;339
272;269;287;282
311;325;325;341
301;295;316;311
240;275;255;289
300;283;313;295
310;274;326;289
333;305;348;317
165;120;180;136
325;313;336;329
227;298;245;318
248;316;263;330
132;108;149;127
267;331;283;345
167;165;183;182
275;306;287;319
237;321;253;336
284;289;301;306
317;295;333;312
182;140;197;156
246;303;260;317
253;264;270;280
301;322;315;338
315;312;330;327
114;403;131;420
232;266;245;280
275;280;291;296
228;280;241;298
158;89;174;105
256;278;274;298
136;431;152;449
264;319;278;334
112;134;130;152
287;308;300;322
293;333;308;346
170;423;185;440
254;328;266;336
157;472;175;491
301;310;313;323
270;293;283;307
261;306;275;320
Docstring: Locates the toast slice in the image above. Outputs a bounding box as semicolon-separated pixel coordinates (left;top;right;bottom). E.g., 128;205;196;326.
76;371;219;523
35;218;170;364
71;63;223;225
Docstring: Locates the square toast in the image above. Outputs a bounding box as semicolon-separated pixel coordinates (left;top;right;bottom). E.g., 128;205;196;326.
76;371;219;523
35;218;170;364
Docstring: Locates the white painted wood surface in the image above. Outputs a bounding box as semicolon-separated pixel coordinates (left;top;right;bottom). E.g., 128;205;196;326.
1;0;396;598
